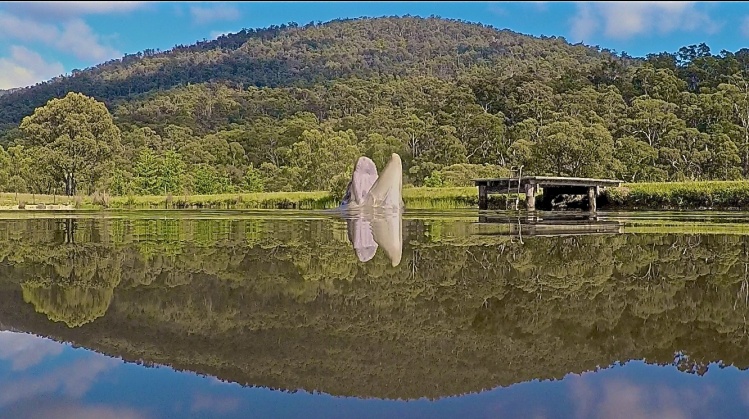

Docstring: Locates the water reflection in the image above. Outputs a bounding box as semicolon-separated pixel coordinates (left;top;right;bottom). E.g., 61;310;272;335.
477;213;624;236
2;214;749;414
345;211;402;266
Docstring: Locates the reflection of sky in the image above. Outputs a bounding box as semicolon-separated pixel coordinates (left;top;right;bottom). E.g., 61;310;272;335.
1;331;749;418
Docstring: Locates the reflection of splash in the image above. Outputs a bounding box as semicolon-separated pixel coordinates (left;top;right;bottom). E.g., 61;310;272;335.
0;331;64;371
347;216;378;262
346;210;403;267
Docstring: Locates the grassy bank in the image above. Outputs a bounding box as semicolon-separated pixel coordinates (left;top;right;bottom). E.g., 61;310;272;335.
5;180;749;211
0;187;492;210
602;181;749;210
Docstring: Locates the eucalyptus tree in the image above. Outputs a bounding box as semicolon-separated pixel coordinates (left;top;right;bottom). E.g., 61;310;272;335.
18;92;121;195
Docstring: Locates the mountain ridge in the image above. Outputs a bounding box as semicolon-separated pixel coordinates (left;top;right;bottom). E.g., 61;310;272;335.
0;15;629;134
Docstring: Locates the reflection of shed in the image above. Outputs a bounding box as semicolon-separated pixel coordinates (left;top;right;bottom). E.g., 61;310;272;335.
473;176;623;211
477;214;624;237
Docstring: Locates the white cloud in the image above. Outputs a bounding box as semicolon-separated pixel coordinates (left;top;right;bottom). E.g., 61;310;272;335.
742;16;749;38
0;45;65;89
209;30;232;40
0;331;64;371
568;2;721;42
569;3;598;43
0;1;145;88
57;19;121;61
0;11;59;43
190;4;241;25
487;4;508;17
0;12;120;62
2;1;147;20
528;1;549;13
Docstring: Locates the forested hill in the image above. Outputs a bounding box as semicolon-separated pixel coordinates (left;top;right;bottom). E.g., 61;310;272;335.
4;16;749;197
0;16;621;134
0;88;21;98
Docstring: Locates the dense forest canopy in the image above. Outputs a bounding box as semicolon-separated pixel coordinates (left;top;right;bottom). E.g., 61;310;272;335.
2;16;749;196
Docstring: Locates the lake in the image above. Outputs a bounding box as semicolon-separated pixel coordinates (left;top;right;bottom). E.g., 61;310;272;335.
1;210;749;418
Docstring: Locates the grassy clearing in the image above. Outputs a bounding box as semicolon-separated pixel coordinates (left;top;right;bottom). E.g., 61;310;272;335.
0;187;485;210
603;181;749;210
0;192;79;208
108;191;337;210
7;180;749;211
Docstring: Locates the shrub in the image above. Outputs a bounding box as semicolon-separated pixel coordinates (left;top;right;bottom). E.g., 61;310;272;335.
329;173;351;203
439;164;510;187
423;170;444;187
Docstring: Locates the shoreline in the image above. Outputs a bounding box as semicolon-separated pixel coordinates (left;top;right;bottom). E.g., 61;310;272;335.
3;181;749;211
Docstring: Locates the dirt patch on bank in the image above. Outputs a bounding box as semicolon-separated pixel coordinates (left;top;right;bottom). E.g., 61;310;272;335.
0;204;76;211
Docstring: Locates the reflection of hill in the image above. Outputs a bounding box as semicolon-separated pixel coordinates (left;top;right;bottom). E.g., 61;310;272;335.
0;217;748;399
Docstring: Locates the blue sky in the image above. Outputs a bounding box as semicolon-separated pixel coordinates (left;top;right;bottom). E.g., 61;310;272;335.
1;1;749;89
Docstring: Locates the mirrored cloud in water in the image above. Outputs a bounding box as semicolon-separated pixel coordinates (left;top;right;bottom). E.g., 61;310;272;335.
567;371;717;419
0;353;118;407
190;392;242;415
1;397;148;419
0;331;64;371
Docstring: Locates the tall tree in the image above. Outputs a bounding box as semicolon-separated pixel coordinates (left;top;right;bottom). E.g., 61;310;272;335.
532;118;615;177
19;92;121;195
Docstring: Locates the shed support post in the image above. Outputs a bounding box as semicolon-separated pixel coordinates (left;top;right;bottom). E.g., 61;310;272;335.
524;184;536;211
478;185;487;210
588;186;597;212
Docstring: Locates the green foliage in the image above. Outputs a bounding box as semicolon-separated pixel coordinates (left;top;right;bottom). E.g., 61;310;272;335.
106;169;132;196
182;164;234;195
423;170;444;187
134;148;162;194
4;18;749;195
7;175;26;193
18;92;121;196
285;128;361;191
133;148;187;195
438;163;510;187
243;163;264;192
162;150;186;193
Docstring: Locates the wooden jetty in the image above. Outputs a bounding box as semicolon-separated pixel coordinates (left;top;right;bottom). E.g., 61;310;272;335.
473;176;623;211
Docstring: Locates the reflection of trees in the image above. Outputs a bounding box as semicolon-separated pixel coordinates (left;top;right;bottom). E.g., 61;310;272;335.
4;218;749;398
18;245;123;327
0;219;122;328
21;283;115;328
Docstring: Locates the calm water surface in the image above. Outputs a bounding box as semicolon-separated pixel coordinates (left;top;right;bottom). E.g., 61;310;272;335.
1;210;749;418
